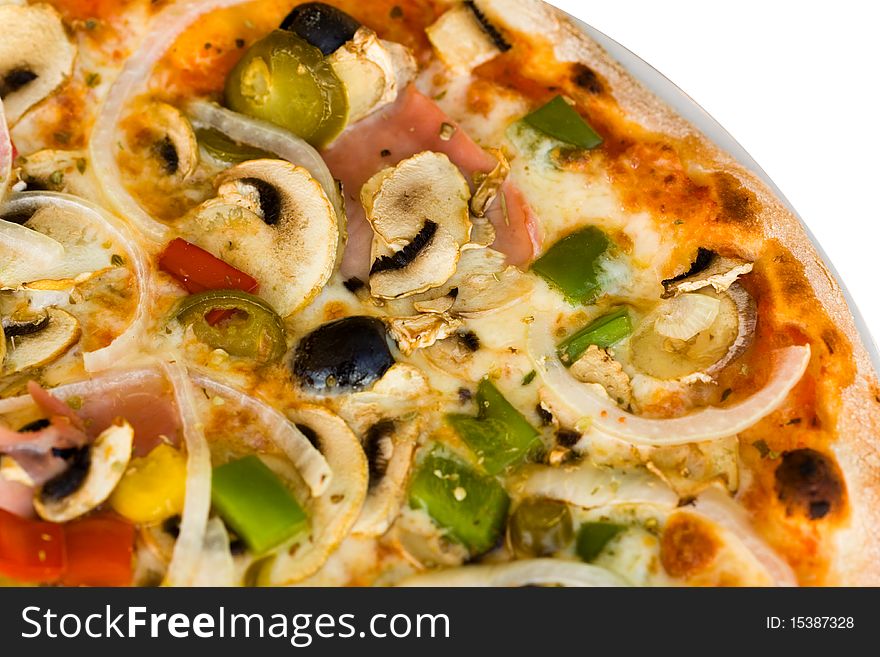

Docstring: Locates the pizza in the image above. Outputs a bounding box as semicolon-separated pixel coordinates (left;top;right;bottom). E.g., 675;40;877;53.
0;0;877;588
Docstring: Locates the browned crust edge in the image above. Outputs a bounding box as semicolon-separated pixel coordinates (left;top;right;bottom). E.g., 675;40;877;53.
480;0;880;585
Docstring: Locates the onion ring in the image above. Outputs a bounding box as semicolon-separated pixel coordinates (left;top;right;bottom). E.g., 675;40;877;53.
528;315;811;445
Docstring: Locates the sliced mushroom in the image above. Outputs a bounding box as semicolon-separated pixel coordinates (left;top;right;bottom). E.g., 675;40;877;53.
352;418;418;537
142;102;199;179
3;307;80;375
570;345;632;408
328;27;415;123
2;307;50;336
0;3;76;124
259;404;368;585
628;283;756;382
386;505;469;568
387;312;464;356
416;247;533;317
469;149;510;219
426;2;509;74
34;420;134;523
362;151;471;299
18;149;93;196
338;363;433;434
663;249;753;298
180;159;339;316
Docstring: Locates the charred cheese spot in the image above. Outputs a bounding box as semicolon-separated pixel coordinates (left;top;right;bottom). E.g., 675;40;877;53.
570;63;603;94
775;449;844;520
712;172;761;228
660;514;719;578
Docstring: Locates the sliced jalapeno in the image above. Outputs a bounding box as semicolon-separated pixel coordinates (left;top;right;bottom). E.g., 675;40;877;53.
175;289;286;363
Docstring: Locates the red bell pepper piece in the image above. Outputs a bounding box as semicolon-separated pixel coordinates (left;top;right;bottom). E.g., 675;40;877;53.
158;237;259;324
158;238;259;294
62;513;134;587
0;507;66;583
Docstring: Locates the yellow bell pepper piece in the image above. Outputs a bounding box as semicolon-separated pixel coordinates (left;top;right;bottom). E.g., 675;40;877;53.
109;444;186;524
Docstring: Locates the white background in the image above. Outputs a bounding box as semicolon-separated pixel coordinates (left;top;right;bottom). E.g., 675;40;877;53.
547;0;880;349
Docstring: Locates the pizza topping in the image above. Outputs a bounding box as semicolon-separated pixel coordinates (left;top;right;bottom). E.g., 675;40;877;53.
426;2;506;74
570;345;633;408
558;307;633;365
328;27;416;123
531;226;613;305
507;498;573;558
397;558;627;587
108;443;187;525
774;448;844;520
17;149;92;197
447;378;540;475
33;421;134;523
196;128;273;164
576;522;625;563
0;3;76;125
279;2;361;56
158;238;258;295
353;418;418;537
408;449;510;555
363;151;472;298
175;289;287;364
140;102;199;179
2;308;50;337
292;316;395;393
2;307;81;376
179;159;339;316
663;249;754;297
470;149;510;218
225;30;349;149
387;312;463;355
529;313;811;444
629;284;756;382
523;96;603;151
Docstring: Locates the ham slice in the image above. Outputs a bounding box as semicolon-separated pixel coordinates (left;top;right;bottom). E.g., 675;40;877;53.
323;86;538;279
0;97;11;203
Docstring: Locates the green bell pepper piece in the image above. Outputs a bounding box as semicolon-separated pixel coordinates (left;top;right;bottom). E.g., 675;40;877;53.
575;522;624;562
447;379;540;474
531;226;611;305
523;95;602;150
211;455;308;555
176;289;287;363
557;307;632;364
409;451;510;554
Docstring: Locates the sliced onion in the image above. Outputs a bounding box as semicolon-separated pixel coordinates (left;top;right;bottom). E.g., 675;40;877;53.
261;403;368;585
190;517;237;587
0;218;65;284
192;374;332;496
0;97;10;204
653;293;720;340
688;486;797;587
89;0;255;243
162;362;212;587
529;316;811;445
2;192;153;373
186;100;344;221
514;459;678;509
397;559;629;587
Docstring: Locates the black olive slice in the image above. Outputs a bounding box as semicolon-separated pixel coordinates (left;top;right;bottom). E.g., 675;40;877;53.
370;220;438;275
292;316;395;392
280;2;361;55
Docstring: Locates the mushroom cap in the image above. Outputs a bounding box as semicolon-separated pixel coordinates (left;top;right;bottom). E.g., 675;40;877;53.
34;420;134;523
183;159;340;317
0;3;76;124
361;151;472;299
2;307;80;375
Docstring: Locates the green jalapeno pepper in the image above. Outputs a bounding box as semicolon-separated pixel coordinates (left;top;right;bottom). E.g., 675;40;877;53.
175;289;286;363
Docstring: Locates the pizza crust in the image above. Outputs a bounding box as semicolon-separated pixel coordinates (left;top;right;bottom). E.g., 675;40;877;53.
480;0;880;585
